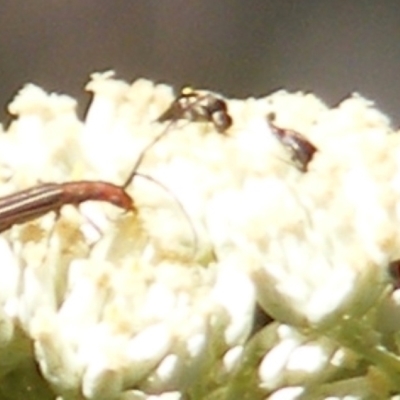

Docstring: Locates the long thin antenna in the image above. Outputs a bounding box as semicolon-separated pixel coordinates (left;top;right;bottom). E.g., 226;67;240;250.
134;172;198;257
122;119;198;257
122;87;232;256
122;120;177;189
123;86;233;188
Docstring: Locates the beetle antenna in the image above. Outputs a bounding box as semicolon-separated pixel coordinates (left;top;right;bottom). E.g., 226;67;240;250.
123;119;198;258
122;120;177;189
133;172;198;258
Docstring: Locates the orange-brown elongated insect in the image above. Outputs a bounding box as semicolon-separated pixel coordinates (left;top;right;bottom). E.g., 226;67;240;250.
267;113;317;172
157;86;233;134
0;171;193;226
0;182;133;233
0;133;198;252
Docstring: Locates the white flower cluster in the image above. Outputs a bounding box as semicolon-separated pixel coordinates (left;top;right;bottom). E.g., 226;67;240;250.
0;71;399;399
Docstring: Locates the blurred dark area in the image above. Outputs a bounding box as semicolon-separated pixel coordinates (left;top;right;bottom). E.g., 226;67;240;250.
1;1;400;123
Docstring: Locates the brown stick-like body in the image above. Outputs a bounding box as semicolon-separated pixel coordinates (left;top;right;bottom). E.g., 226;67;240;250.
0;181;134;233
0;110;198;250
0;175;198;252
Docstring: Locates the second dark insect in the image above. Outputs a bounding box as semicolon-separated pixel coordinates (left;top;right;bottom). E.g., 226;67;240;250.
267;113;317;172
157;86;233;134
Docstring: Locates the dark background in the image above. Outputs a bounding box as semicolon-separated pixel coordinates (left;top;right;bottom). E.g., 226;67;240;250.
1;1;400;123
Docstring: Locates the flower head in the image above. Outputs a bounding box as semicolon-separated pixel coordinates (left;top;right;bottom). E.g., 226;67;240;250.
0;72;399;398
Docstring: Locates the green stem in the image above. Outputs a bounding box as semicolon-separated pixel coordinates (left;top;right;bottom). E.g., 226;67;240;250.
327;318;400;391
